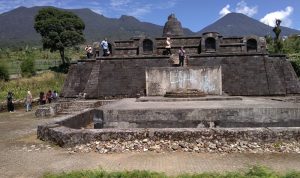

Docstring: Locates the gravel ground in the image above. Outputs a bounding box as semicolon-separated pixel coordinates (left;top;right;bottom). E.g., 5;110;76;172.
1;109;300;178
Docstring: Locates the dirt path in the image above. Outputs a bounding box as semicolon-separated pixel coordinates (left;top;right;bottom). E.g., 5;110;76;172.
1;110;300;178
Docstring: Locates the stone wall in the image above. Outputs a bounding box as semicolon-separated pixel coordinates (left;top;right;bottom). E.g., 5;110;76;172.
61;61;94;97
146;67;222;95
38;123;300;147
108;34;267;57
61;54;300;98
188;54;300;95
62;57;170;98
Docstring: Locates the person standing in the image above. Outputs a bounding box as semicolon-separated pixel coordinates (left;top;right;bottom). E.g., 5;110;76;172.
7;91;14;112
25;91;32;112
100;38;110;56
165;37;172;55
178;46;185;67
84;45;93;59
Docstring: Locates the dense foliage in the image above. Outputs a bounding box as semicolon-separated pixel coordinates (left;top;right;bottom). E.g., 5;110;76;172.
43;166;300;178
0;61;9;81
34;7;85;64
266;34;300;77
20;51;35;77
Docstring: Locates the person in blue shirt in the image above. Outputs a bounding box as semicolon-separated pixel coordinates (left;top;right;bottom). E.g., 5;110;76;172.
100;38;110;56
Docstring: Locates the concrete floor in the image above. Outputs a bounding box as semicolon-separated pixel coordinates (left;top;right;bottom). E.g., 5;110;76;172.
102;97;300;110
1;99;300;178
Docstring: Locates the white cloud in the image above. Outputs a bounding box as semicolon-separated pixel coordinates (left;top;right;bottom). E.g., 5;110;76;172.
91;9;103;15
219;1;257;18
110;0;131;8
127;5;151;17
260;6;293;27
219;4;231;17
156;0;177;10
235;0;257;17
108;0;178;18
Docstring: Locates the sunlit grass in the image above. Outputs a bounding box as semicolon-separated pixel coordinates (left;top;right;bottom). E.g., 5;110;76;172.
0;71;65;102
44;166;300;178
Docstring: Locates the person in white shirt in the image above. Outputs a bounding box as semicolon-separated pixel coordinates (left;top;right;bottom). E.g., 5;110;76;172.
165;37;172;55
100;38;110;56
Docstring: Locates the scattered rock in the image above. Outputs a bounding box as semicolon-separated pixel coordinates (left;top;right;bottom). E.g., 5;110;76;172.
59;139;300;154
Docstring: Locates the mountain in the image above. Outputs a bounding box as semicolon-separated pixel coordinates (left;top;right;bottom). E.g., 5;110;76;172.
197;13;300;37
1;7;300;47
0;6;195;46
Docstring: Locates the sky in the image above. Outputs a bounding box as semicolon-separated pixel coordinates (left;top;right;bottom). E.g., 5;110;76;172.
0;0;299;32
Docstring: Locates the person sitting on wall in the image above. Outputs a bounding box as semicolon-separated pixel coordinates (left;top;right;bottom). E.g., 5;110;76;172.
165;37;172;55
52;90;59;102
84;45;93;59
100;38;110;56
178;46;185;67
46;90;53;103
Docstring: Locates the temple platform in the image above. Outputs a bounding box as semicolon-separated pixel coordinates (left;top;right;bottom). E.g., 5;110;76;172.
99;96;300;128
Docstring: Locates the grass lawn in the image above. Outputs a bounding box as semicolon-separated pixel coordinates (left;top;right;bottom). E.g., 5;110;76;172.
44;166;300;178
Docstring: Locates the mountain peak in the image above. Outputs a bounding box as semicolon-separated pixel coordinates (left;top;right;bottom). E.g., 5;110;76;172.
119;15;139;22
198;12;300;37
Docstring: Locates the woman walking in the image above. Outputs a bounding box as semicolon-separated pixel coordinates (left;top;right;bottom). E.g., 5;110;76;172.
25;91;32;112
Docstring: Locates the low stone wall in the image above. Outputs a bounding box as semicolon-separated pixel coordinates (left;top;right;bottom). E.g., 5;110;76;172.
34;101;70;118
38;122;300;147
34;100;110;118
56;109;95;129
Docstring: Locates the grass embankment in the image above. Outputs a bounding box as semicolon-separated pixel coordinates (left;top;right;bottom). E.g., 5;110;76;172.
44;166;300;178
0;71;65;102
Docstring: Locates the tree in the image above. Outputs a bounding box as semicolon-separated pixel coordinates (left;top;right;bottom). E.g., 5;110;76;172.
283;35;300;54
272;19;283;53
34;7;85;64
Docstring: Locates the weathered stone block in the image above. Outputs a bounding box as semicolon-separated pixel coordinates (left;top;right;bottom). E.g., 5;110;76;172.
146;67;222;96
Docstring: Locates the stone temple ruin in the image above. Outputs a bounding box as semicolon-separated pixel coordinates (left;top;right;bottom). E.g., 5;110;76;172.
38;14;300;149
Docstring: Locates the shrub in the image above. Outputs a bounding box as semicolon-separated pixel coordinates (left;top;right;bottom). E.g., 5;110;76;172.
0;61;9;81
20;56;35;77
49;63;70;74
289;54;300;77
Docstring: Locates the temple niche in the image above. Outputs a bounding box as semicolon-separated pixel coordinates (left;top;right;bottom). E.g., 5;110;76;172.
61;14;300;99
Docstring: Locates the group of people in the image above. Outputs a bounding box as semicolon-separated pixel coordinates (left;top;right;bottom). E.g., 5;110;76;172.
85;37;186;65
165;37;186;66
39;90;59;105
85;38;110;59
6;90;59;113
6;90;33;112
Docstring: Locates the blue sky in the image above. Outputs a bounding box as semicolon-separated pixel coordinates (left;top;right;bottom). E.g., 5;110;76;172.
0;0;299;32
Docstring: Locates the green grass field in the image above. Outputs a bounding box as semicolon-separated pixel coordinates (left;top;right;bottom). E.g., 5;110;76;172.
43;166;300;178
